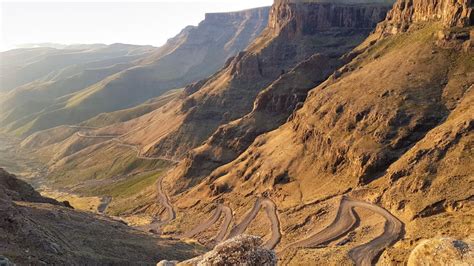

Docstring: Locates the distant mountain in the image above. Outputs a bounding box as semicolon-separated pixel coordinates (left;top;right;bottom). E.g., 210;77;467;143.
0;7;269;136
12;43;108;50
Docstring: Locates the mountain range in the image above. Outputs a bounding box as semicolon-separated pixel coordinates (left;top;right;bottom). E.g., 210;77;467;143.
0;0;472;265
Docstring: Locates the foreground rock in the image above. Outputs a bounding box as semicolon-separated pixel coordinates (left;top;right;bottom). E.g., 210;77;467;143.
158;235;277;266
407;238;474;266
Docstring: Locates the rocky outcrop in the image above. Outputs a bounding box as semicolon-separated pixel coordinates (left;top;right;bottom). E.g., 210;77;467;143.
178;235;276;266
407;238;474;265
0;168;61;205
378;0;472;35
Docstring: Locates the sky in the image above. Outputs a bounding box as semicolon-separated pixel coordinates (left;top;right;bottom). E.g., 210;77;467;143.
0;0;273;51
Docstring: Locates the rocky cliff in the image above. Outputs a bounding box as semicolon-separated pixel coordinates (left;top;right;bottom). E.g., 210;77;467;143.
378;0;472;34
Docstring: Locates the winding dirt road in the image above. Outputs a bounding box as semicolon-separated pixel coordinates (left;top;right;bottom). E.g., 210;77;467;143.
97;196;112;214
70;127;403;264
75;130;180;163
157;176;176;223
227;197;282;249
281;196;403;266
181;204;233;243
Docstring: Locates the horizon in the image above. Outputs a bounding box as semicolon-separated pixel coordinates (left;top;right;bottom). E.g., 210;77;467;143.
0;1;273;52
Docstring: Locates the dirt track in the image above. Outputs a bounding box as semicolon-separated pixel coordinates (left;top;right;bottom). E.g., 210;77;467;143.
157;176;176;223
75;130;180;163
181;204;233;243
227;198;282;249
281;196;403;265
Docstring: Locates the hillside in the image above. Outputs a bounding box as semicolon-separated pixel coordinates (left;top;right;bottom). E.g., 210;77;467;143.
3;0;472;264
0;7;269;137
164;0;473;264
19;0;393;210
0;168;204;265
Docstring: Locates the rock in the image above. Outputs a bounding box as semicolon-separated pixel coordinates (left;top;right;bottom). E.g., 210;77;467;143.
157;260;178;266
408;238;474;266
378;0;472;35
180;235;277;266
0;256;14;266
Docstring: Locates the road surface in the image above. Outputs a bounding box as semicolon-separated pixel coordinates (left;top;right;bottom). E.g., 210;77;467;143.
75;130;180;163
97;196;112;214
181;204;233;243
227;197;282;249
281;196;403;266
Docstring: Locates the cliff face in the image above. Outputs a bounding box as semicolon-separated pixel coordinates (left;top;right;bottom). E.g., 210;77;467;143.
378;0;472;34
142;1;391;189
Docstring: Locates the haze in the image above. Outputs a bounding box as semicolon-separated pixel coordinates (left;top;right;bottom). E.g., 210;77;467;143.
0;0;273;51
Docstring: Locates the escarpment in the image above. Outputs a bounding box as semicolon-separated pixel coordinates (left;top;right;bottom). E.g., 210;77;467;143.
146;1;392;189
378;0;472;35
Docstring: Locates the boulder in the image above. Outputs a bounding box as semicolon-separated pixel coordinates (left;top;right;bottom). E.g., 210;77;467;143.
408;238;474;266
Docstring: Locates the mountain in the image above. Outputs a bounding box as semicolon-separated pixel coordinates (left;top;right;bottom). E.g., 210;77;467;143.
21;0;392;198
0;7;269;137
79;0;392;161
0;168;203;265
163;0;472;264
5;0;472;264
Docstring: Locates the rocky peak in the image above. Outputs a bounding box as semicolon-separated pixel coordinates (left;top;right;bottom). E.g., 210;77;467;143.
378;0;472;35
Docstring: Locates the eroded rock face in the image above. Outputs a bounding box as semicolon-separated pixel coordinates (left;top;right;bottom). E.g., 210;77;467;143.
378;0;472;35
407;238;474;266
179;235;277;266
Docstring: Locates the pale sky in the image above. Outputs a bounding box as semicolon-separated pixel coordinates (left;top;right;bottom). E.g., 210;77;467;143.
0;0;273;51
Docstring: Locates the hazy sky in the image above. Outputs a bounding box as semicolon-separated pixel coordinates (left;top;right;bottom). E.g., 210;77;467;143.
0;0;273;51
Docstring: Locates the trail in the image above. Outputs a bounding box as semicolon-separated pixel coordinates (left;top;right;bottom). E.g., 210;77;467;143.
156;175;176;223
97;196;112;214
281;196;403;266
74;129;180;163
72;125;179;234
226;197;282;249
181;204;233;243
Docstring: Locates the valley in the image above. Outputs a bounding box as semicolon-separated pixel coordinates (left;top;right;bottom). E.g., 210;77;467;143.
1;0;472;265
